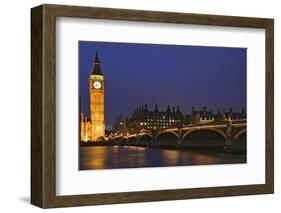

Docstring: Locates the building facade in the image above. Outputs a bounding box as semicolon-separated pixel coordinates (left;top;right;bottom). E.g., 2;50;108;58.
113;114;129;137
80;52;105;142
191;106;246;124
80;112;92;142
190;106;215;124
127;104;184;132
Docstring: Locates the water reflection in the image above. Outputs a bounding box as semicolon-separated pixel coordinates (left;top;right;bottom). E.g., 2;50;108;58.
80;146;108;169
80;145;246;170
161;150;180;166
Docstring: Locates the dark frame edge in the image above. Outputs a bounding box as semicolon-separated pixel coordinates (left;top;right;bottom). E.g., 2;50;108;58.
41;3;273;28
31;5;44;208
265;19;274;194
31;4;57;208
46;184;270;208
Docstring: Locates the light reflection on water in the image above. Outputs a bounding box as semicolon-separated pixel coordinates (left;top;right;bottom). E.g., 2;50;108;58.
79;145;246;170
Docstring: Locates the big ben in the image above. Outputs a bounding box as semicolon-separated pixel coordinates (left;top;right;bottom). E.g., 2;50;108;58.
89;52;105;141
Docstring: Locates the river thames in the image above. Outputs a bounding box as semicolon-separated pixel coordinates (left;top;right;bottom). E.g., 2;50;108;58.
79;145;246;170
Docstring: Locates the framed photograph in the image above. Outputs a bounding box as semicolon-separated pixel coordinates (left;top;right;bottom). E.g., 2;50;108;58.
31;4;274;208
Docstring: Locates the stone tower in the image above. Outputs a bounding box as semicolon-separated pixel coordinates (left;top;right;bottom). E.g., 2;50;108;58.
89;51;105;141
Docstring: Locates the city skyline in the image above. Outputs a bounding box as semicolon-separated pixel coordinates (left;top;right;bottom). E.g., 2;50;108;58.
79;41;247;127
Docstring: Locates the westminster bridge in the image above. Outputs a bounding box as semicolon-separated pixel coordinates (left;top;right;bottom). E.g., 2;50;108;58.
107;119;246;149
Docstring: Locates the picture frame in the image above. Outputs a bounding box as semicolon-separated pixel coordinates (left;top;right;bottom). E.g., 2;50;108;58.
31;4;274;208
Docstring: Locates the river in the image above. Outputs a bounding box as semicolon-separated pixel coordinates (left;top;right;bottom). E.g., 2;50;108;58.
79;145;246;170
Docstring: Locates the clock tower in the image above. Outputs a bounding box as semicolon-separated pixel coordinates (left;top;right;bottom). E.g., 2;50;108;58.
89;52;105;141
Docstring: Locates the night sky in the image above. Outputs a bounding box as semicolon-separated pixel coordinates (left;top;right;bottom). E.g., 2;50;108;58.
79;41;246;129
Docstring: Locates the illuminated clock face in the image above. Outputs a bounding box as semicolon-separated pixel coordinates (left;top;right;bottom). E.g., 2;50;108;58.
93;81;102;89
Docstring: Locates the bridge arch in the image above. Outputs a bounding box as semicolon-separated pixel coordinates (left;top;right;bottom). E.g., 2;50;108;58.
156;131;179;140
233;128;246;152
234;128;247;142
182;128;226;147
182;128;227;140
155;131;179;146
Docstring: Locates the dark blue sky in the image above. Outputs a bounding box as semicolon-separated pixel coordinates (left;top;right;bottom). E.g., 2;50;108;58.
79;41;246;127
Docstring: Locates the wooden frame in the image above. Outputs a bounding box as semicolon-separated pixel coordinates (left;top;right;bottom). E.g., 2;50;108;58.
31;4;274;208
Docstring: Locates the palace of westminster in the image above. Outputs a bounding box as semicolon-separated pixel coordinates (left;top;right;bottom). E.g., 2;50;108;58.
80;52;246;142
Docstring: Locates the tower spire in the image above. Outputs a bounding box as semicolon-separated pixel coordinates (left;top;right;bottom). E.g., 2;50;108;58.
91;51;103;75
94;51;100;64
